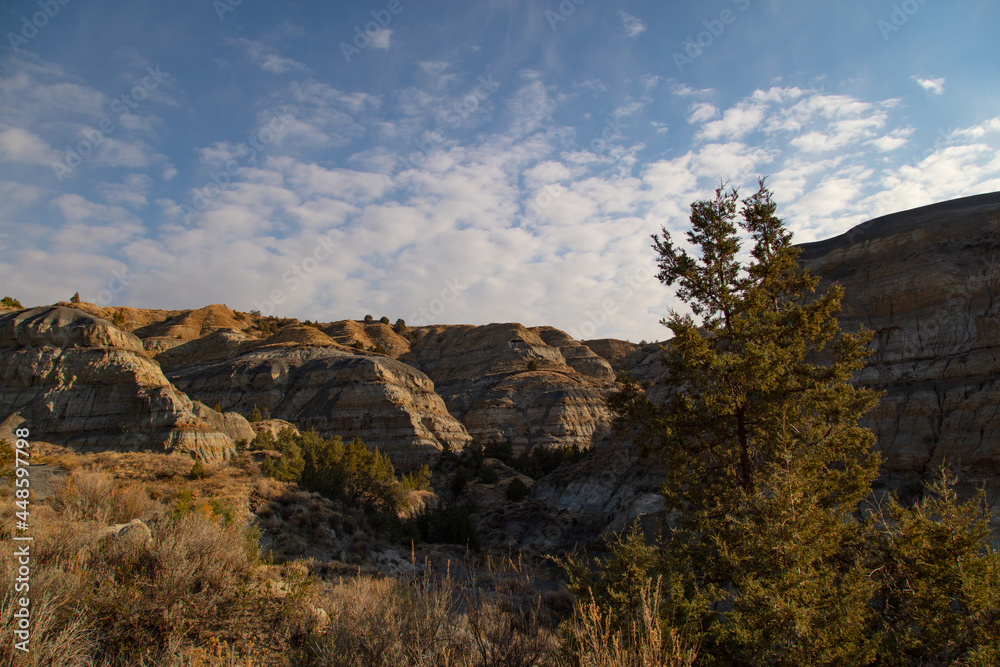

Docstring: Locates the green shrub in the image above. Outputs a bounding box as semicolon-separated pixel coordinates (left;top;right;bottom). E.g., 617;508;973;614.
506;477;530;501
1;296;23;309
410;500;480;551
190;458;206;480
400;465;433;492
480;466;500;484
249;404;263;423
70;292;81;303
379;316;390;324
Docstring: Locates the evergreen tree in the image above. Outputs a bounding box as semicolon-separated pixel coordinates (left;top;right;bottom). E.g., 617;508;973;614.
866;467;1000;665
609;181;882;663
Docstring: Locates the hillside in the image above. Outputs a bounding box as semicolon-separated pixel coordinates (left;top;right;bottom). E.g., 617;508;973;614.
2;193;1000;544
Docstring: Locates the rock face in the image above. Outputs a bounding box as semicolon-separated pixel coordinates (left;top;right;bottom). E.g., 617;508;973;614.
476;436;667;553
166;343;472;470
401;323;615;453
798;192;1000;515
505;192;1000;551
0;306;250;460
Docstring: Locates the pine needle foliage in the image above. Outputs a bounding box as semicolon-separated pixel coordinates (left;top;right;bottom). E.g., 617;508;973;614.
608;180;883;664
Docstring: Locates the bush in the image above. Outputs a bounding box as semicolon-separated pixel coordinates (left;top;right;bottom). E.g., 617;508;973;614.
190;458;206;480
70;292;81;303
400;465;433;492
249;404;263;423
253;430;404;530
506;478;530;502
1;296;23;309
379;316;390;324
364;314;373;322
394;318;406;333
480;466;500;484
410;500;480;551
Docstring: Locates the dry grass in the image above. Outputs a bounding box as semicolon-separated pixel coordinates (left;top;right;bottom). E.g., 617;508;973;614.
0;460;312;666
0;450;691;666
555;578;697;667
304;561;558;667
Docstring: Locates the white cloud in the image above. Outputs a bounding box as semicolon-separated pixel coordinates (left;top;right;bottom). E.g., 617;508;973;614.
371;29;392;49
952;116;1000;140
913;76;945;95
619;11;647;38
98;174;153;209
687;102;719;124
698;103;767;141
0;126;56;165
867;127;915;152
230;38;310;74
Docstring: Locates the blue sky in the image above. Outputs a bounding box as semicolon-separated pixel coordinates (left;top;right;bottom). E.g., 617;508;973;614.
1;0;998;342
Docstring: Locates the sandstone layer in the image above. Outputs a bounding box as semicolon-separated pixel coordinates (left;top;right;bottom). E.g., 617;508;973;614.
0;306;251;460
401;323;615;453
798;192;1000;514
166;343;472;469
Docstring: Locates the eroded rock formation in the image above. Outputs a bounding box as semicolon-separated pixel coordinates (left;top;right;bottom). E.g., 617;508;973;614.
0;306;250;460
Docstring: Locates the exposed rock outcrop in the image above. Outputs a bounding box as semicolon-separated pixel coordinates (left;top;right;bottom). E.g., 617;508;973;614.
476;437;666;553
401;323;615;453
0;306;250;461
166;345;471;469
798;192;1000;516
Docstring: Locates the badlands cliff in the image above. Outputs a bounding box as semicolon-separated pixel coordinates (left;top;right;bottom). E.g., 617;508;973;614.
2;191;999;543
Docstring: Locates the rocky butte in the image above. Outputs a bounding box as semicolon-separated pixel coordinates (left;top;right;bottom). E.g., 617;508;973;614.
1;191;998;546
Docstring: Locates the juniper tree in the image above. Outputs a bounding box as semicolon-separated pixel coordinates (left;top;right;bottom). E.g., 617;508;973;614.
609;181;882;664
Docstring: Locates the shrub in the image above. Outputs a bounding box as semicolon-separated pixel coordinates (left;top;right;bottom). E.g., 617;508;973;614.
70;291;81;303
400;465;433;493
190;458;206;480
249;404;263;423
480;466;500;485
394;318;406;333
379;316;390;324
364;314;373;322
506;477;530;502
410;500;480;551
1;296;23;309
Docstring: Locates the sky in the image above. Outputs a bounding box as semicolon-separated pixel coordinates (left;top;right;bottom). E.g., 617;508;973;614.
1;0;999;342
